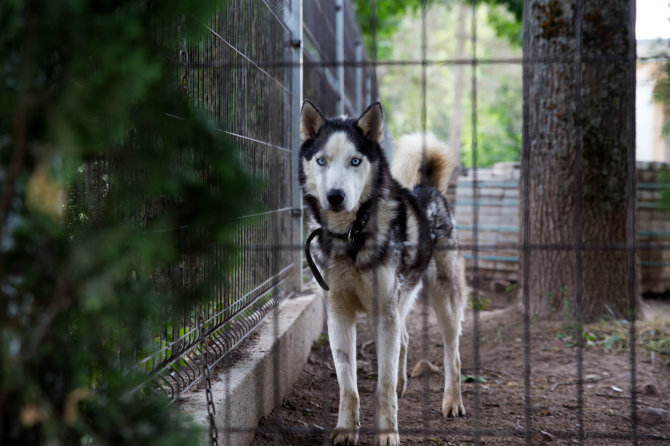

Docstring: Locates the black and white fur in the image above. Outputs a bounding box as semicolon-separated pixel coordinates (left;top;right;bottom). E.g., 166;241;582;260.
299;100;467;446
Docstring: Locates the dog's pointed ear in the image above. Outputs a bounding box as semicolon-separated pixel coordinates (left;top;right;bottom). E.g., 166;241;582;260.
300;100;325;143
356;102;384;143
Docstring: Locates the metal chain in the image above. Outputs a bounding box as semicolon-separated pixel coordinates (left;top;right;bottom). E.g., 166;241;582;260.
198;308;219;446
178;15;189;93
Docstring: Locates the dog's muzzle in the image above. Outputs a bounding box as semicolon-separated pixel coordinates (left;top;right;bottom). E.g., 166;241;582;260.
326;189;345;211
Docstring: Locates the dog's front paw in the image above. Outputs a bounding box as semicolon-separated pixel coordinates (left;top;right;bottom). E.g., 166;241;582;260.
442;394;466;418
377;432;400;446
330;426;358;445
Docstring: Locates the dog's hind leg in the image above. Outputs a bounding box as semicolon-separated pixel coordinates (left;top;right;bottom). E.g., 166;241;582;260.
327;305;360;445
427;252;467;418
397;283;421;400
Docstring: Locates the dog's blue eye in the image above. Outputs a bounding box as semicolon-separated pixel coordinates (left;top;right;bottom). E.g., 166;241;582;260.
351;157;361;166
316;157;327;166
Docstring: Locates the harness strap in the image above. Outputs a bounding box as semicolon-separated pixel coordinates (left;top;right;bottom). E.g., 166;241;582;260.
304;201;374;291
305;228;330;291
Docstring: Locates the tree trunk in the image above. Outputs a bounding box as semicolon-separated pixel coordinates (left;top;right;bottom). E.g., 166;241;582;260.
521;0;639;321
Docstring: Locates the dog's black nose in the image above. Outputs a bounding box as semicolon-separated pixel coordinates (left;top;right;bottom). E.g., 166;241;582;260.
326;189;345;207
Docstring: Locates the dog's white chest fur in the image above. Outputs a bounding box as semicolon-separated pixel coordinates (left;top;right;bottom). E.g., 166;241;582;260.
326;259;403;314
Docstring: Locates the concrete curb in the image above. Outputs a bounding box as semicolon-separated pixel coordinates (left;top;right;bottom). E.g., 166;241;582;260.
181;291;325;446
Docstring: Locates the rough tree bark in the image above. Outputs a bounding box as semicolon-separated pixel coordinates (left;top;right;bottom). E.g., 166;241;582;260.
521;0;639;320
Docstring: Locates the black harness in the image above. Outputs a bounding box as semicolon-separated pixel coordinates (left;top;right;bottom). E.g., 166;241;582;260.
304;203;372;291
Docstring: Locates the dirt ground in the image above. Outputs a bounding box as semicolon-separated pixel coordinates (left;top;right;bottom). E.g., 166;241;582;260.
251;291;670;445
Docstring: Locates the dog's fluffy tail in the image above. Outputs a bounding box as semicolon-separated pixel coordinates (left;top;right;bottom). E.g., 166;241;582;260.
391;133;457;196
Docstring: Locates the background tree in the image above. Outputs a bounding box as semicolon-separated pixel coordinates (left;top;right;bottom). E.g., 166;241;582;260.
521;0;639;320
352;0;434;60
0;1;255;444
352;0;522;58
652;44;670;138
371;1;522;168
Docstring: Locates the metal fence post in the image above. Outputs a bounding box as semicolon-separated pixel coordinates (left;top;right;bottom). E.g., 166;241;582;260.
287;0;304;292
335;0;344;115
365;73;372;109
355;41;363;114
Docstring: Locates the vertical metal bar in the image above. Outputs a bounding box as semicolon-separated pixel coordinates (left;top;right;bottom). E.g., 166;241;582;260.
626;0;639;443
419;1;431;444
370;0;381;440
269;2;283;425
222;9;233;425
287;0;303;292
420;0;427;137
573;0;585;444
335;0;345;115
367;0;376;109
521;2;533;443
355;41;363;114
469;1;482;445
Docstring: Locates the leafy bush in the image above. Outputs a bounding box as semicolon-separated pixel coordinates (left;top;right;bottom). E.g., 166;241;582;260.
0;1;256;444
352;0;522;59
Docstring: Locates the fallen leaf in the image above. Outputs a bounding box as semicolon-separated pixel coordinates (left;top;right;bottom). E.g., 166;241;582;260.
410;359;440;378
541;430;555;440
635;407;670;426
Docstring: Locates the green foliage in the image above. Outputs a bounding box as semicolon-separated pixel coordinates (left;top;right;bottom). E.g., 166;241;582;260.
480;0;523;46
662;167;670;207
652;44;670;138
352;1;523;167
353;0;522;57
379;3;522;167
352;0;435;60
468;295;492;311
556;316;670;366
461;77;522;167
0;1;257;444
482;0;523;22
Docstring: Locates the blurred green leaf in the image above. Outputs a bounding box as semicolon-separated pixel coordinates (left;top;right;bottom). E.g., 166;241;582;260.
0;1;259;444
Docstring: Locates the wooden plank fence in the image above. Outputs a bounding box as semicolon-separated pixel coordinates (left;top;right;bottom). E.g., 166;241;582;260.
453;162;670;293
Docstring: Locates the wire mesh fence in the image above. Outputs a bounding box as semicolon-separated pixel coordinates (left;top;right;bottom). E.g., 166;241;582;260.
96;0;380;406
135;1;295;402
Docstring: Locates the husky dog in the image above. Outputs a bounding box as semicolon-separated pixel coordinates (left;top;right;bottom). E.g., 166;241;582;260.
299;100;466;446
